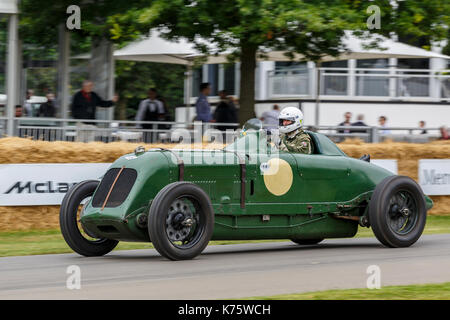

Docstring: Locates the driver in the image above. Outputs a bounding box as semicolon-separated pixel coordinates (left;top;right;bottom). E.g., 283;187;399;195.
277;107;311;154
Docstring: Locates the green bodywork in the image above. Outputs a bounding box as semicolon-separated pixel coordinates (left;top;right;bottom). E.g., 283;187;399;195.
81;130;433;243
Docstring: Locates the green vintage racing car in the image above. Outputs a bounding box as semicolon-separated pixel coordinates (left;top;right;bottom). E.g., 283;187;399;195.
60;120;433;260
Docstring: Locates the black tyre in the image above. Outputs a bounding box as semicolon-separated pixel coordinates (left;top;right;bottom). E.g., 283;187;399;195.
60;180;118;256
291;238;324;245
369;175;427;248
148;182;214;260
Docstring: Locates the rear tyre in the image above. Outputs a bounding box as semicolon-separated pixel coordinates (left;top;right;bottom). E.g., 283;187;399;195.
369;175;427;248
148;182;214;261
291;239;323;245
59;180;119;256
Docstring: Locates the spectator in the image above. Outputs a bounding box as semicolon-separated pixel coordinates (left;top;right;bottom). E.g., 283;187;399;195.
337;112;352;134
195;83;212;122
378;116;391;135
351;114;368;134
71;80;118;122
156;94;169;119
71;80;118;142
136;88;166;125
418;121;428;134
15;105;23;117
439;126;449;140
213;90;238;131
135;88;166;142
24;89;34;117
38;93;56;117
260;104;280;132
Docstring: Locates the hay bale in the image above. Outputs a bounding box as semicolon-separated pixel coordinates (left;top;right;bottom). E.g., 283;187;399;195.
0;138;449;231
0;206;60;231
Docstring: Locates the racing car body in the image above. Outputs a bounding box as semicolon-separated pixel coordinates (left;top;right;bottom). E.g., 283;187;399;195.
60;121;433;260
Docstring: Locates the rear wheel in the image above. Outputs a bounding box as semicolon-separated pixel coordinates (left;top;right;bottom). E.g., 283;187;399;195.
291;239;323;245
148;182;214;260
369;176;427;248
59;180;118;256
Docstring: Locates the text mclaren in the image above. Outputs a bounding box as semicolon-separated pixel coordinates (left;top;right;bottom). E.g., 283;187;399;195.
4;181;78;194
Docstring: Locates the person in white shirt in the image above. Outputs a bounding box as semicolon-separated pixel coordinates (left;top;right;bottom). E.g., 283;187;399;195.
378;115;391;135
24;89;34;117
135;88;166;142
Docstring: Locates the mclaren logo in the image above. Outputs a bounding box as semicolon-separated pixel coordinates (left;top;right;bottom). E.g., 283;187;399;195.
4;181;77;194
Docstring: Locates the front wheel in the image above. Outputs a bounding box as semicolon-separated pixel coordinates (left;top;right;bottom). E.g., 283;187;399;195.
369;176;427;248
148;182;214;260
59;180;118;256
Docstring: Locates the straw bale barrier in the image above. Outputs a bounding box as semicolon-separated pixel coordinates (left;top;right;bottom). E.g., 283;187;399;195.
0;137;449;231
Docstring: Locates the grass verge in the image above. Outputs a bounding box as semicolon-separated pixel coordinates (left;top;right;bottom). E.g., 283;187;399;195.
243;282;450;300
1;216;449;257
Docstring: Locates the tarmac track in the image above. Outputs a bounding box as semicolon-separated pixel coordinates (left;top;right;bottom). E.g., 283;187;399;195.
1;234;449;299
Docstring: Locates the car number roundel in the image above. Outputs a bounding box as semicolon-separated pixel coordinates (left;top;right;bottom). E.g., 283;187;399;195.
261;158;293;196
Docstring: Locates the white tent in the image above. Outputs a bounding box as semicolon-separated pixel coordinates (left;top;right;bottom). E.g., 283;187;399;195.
108;30;207;122
113;30;199;64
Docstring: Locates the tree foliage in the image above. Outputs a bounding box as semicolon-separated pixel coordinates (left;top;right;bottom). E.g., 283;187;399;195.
114;60;185;120
110;0;367;123
348;0;450;51
17;0;450;122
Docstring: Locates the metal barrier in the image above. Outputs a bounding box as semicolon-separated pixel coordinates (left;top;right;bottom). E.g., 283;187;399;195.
308;125;442;143
9;118;240;144
0;117;444;144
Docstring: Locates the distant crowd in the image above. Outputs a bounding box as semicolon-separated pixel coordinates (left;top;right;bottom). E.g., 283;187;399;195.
13;81;450;142
260;106;450;141
334;111;449;140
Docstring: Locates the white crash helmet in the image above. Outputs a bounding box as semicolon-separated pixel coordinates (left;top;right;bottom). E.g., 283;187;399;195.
278;107;304;134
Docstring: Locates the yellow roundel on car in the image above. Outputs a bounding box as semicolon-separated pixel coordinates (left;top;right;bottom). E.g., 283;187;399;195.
262;158;293;196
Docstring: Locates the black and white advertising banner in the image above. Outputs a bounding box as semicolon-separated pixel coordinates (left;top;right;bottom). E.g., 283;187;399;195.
0;160;400;206
419;160;450;196
0;163;111;206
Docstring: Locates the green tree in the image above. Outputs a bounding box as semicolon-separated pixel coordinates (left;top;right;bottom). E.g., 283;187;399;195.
18;0;449;122
114;60;185;120
349;0;450;50
109;0;365;124
18;0;154;117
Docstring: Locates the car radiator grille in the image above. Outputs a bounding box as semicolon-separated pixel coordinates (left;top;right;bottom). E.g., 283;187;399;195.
92;168;137;208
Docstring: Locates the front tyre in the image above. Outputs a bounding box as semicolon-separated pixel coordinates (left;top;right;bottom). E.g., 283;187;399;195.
59;180;118;256
148;182;214;260
369;176;427;248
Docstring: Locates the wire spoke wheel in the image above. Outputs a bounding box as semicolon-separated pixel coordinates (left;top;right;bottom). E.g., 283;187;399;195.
60;180;118;257
148;182;214;260
165;197;204;249
369;176;427;248
387;190;418;235
76;196;105;243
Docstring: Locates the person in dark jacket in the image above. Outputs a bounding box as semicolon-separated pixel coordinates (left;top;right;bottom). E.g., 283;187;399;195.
38;93;56;117
213;90;238;131
71;80;118;121
351;114;368;134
